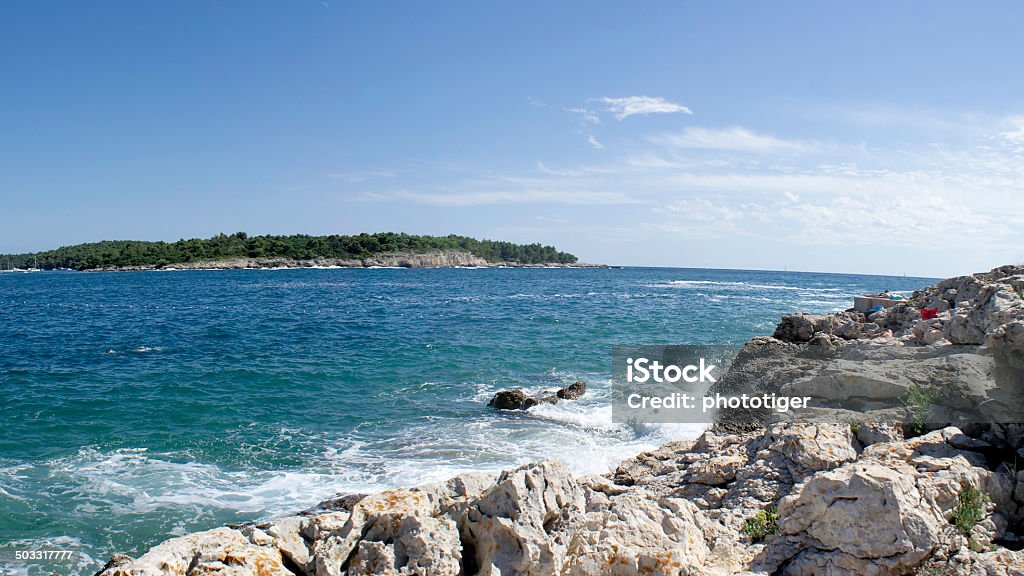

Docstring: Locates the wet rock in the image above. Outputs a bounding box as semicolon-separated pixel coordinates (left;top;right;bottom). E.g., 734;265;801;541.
489;381;586;410
556;380;587;400
561;489;724;576
773;313;823;342
488;389;538;410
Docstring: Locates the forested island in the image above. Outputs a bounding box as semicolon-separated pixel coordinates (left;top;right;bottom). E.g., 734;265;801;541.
0;232;582;271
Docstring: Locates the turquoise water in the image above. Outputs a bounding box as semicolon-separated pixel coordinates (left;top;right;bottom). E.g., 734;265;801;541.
0;267;932;574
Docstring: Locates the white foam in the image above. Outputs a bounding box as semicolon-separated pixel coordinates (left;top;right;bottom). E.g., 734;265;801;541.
3;383;708;574
131;346;162;353
43;447;345;518
653;280;843;293
528;402;619;431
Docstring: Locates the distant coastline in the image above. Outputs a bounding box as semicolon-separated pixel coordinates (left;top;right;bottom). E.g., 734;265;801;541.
0;232;594;271
85;251;611;271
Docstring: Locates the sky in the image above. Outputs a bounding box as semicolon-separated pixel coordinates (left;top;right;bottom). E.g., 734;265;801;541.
1;1;1022;277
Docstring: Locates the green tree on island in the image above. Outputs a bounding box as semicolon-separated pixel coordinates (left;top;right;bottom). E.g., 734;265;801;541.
0;232;578;270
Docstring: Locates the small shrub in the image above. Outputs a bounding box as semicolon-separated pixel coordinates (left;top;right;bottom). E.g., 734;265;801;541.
951;485;989;535
741;507;779;542
901;384;940;435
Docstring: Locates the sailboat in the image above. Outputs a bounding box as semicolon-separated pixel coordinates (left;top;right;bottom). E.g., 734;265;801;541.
0;255;35;273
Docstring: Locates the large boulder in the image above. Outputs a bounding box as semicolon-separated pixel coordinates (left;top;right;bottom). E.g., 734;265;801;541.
561;489;722;576
464;460;585;575
312;488;462;575
778;463;949;572
312;471;496;576
775;428;994;576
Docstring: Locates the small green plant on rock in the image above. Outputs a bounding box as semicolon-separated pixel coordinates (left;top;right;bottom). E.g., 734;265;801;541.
741;506;779;542
901;384;940;435
952;485;989;536
845;418;862;434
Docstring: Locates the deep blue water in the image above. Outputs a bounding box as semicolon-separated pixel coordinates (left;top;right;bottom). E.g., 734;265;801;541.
0;267;932;574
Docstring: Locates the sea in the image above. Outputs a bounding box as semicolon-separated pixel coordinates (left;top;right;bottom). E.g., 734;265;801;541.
0;266;934;574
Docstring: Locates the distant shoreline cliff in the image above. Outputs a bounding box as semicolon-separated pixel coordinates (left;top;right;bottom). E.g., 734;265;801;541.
1;232;595;271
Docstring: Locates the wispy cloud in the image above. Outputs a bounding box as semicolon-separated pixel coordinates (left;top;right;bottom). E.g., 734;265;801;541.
345;109;1024;273
587;135;605;150
597;96;692;120
565;107;600;125
651;126;810;153
526;96;547;108
362;188;642;207
536;161;583;177
1000;115;1024;152
329;170;396;184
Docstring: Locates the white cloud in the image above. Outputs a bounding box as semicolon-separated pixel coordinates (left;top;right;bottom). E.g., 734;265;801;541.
1000;115;1024;152
771;194;1018;247
536;161;583;177
651;126;810;153
347;112;1024;273
598;96;693;120
526;96;547;107
587;135;605;150
566;107;600;125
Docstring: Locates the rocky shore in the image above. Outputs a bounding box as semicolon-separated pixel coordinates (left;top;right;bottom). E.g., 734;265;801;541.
88;250;610;271
95;265;1024;576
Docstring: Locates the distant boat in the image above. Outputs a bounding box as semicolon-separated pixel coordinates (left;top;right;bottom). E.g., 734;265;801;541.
0;255;38;273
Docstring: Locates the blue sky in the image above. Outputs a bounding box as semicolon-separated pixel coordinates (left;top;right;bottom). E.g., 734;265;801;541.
1;1;1022;276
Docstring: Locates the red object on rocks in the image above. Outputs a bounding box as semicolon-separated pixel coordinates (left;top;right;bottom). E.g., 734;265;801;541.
921;308;939;319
